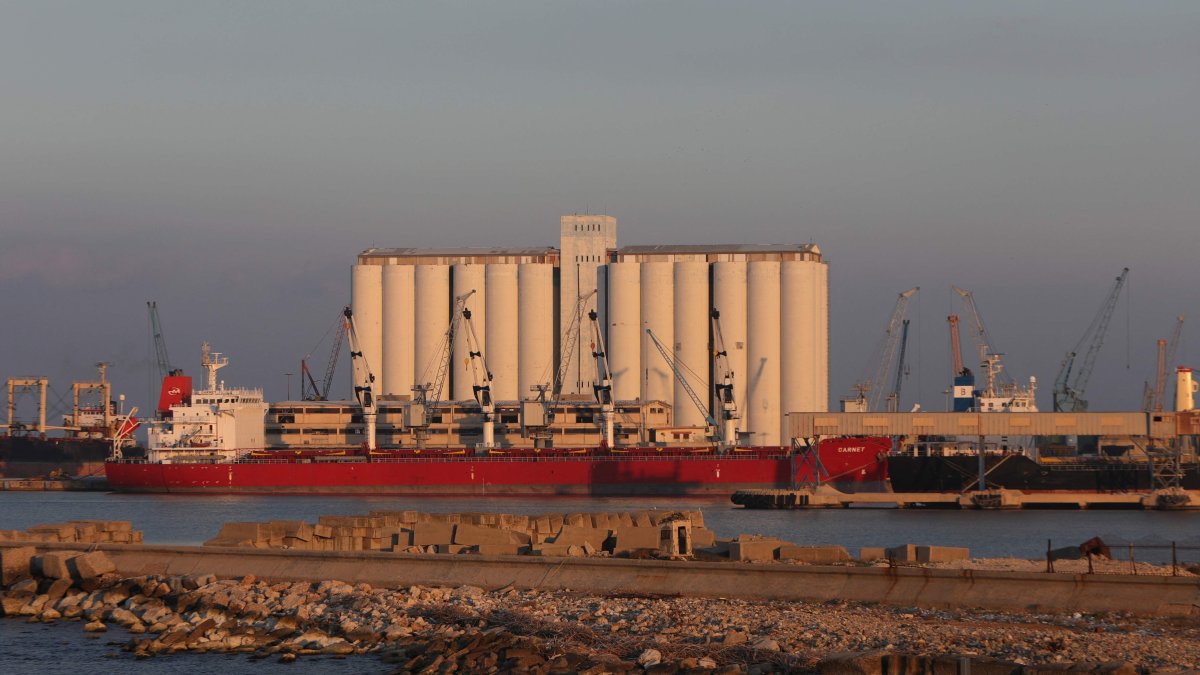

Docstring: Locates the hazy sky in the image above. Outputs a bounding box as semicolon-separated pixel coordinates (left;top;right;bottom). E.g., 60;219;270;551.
2;1;1197;423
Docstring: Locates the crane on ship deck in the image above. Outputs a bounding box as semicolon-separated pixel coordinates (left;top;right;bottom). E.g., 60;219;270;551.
648;329;720;444
522;290;598;443
587;308;616;448
342;307;377;451
1052;268;1129;412
711;308;740;446
300;310;346;401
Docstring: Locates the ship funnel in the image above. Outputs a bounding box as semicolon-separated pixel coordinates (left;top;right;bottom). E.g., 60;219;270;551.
1176;367;1197;412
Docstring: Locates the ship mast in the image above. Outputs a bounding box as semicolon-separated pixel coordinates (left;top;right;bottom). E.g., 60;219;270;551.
201;342;228;391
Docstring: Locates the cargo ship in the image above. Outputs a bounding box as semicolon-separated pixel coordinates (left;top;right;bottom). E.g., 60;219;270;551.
3;365;141;478
106;341;889;495
887;449;1200;493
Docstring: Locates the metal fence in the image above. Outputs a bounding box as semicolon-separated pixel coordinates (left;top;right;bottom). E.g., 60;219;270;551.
1045;538;1200;577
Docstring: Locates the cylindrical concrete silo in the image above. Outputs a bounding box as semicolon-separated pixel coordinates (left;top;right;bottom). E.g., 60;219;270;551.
746;261;781;446
451;263;486;401
351;263;384;395
606;262;641;402
673;261;710;428
518;263;554;400
382;265;415;397
413;265;451;397
814;261;830;413
781;260;816;440
711;261;747;433
485;264;519;401
640;261;675;414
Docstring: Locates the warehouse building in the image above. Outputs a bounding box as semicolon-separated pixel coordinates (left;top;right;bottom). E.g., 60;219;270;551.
352;214;827;445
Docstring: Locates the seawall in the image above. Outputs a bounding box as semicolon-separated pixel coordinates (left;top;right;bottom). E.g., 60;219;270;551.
6;541;1198;617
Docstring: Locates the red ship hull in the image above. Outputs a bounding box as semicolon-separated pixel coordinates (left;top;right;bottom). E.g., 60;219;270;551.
105;439;891;495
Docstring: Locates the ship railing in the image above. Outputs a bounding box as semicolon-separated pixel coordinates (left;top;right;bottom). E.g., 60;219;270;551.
108;451;793;466
1043;538;1200;577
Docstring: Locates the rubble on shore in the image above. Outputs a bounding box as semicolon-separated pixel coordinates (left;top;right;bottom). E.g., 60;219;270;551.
1;545;1198;672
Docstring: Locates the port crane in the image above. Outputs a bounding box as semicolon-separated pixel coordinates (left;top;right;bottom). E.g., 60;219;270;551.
648;326;720;441
587;308;616;447
844;287;918;412
1144;315;1185;412
414;290;477;405
524;289;598;440
1052;268;1129;412
300;310;346;401
710;309;740;446
459;303;495;449
342;307;377;451
147;301;176;381
952;285;1015;393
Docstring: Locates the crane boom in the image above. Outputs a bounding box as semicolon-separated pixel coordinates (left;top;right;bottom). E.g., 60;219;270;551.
646;329;717;431
342;306;377;450
947;314;964;376
1153;315;1184;412
419;290;475;404
460;304;495;449
891;319;911;411
952;286;1014;388
588;308;615;447
711;309;739;445
147;301;174;380
1052;268;1128;412
850;287;918;412
543;289;598;419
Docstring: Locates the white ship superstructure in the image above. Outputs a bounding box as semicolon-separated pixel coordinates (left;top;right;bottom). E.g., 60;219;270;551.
147;343;266;463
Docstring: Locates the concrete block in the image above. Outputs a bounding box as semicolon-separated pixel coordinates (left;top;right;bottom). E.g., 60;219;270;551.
534;517;553;534
532;543;572;557
691;527;717;548
454;523;511;546
475;543;523;555
552;525;609;549
778;545;851;564
0;546;36;585
26;523;77;542
436;544;467;554
729;538;779;562
411;522;454;546
67;551;116;580
886;544;919;562
313;524;333;538
634;512;654;527
33;551;78;579
917;546;969;563
204;522;266;547
858;547;887;561
611;527;661;554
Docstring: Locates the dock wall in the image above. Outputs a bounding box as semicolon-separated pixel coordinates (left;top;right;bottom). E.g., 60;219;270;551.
6;542;1198;617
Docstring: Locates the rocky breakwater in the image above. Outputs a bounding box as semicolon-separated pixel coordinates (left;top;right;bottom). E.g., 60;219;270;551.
3;546;1199;672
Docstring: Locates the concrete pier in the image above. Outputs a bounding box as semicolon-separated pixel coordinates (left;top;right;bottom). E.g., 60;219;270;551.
4;540;1199;617
732;487;1200;510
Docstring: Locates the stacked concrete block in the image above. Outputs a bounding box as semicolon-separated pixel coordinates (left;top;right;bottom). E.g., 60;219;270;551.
197;509;716;559
777;545;851;564
0;546;36;585
917;545;970;562
729;536;783;562
1;521;142;545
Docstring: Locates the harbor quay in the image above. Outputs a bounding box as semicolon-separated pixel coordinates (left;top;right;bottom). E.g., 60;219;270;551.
2;513;1199;673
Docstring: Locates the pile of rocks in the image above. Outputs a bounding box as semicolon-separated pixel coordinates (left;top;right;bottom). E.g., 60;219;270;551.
0;520;142;545
204;509;720;558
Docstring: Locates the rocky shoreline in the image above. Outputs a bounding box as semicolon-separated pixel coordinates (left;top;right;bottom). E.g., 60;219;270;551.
1;552;1197;672
2;518;1199;673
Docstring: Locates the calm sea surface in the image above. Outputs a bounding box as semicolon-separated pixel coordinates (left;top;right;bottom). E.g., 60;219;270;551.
2;491;1198;557
2;492;1198;673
